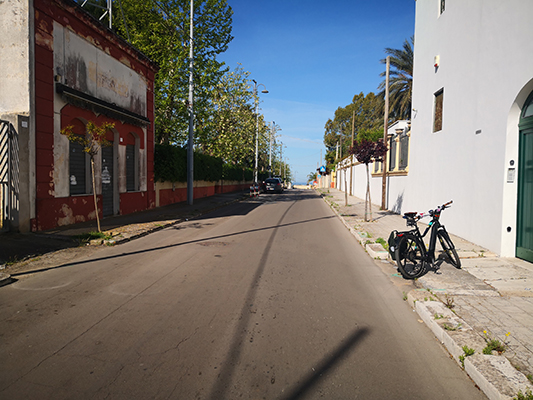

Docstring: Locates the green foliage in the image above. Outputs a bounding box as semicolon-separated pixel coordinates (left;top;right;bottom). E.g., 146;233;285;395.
155;144;254;183
155;144;187;182
514;390;533;400
483;339;505;355
378;36;414;121
108;0;234;145
60;121;113;158
323;92;383;163
459;346;475;368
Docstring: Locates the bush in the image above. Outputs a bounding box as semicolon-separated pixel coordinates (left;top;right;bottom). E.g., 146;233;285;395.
155;144;253;183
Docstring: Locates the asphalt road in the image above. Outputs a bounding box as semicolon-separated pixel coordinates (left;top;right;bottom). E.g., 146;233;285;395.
0;190;486;399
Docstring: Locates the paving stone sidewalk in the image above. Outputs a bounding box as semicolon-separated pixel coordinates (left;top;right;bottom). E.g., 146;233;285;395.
319;187;533;400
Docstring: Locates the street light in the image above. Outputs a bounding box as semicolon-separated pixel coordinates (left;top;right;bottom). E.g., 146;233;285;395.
252;79;268;183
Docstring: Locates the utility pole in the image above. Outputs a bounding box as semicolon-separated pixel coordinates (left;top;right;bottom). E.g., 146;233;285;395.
350;109;355;196
381;56;390;210
187;0;194;205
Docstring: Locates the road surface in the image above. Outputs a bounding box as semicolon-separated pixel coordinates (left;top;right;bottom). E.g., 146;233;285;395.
0;190;485;399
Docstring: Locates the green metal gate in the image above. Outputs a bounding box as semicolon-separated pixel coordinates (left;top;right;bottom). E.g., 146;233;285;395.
517;93;533;262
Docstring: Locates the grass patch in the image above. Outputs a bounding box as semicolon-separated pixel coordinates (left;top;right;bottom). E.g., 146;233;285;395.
514;389;533;400
376;237;388;251
459;346;475;368
75;231;113;244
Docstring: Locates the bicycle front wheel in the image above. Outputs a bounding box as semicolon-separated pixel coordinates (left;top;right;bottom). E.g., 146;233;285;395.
395;233;427;279
437;230;461;268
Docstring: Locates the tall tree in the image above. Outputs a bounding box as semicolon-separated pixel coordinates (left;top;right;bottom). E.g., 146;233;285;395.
349;131;387;222
201;65;268;168
80;0;234;145
323;92;382;166
377;36;413;121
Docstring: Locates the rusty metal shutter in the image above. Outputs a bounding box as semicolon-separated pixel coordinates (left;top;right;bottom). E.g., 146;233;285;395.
126;144;135;192
70;141;86;195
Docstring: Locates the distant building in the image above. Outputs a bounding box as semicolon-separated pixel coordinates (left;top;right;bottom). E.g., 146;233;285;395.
1;0;158;232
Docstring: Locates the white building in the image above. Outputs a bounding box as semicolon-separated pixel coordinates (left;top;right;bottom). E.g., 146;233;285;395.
336;0;533;262
407;0;533;261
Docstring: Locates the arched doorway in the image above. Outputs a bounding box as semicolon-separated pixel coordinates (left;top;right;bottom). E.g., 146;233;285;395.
517;92;533;262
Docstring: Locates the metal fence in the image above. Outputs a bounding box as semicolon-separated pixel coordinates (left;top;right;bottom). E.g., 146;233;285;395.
0;119;18;232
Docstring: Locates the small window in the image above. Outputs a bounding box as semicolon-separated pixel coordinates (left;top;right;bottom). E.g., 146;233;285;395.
126;144;136;191
434;89;444;132
389;137;397;171
439;0;445;16
399;134;409;170
69;140;88;195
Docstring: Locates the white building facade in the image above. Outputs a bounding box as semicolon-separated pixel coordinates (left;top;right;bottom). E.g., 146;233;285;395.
407;0;533;260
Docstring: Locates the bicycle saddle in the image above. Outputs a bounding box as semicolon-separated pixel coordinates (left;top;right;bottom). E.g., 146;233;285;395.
403;212;418;218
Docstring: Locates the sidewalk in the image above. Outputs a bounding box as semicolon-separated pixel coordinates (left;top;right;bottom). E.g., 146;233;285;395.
0;189;250;277
320;187;533;400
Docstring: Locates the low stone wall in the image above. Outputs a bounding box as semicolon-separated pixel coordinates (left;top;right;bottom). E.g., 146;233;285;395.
155;180;251;207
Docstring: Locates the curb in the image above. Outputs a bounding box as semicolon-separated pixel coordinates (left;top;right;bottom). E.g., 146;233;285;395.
0;271;13;287
409;292;533;400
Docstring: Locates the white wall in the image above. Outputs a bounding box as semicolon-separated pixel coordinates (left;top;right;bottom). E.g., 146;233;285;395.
0;0;31;115
407;0;533;256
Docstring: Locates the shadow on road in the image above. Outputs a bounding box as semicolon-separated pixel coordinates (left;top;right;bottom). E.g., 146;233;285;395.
8;214;336;278
281;327;370;400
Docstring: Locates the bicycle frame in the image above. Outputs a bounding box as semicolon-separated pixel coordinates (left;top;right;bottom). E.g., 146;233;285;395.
402;213;446;267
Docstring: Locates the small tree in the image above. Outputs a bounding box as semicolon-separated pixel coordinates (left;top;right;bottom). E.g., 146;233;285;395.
349;132;387;222
61;121;114;232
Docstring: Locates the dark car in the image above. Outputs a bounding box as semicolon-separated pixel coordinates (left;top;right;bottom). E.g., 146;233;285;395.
263;178;283;194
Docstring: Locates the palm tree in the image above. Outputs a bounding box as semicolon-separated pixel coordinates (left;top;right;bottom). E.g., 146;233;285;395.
378;36;414;121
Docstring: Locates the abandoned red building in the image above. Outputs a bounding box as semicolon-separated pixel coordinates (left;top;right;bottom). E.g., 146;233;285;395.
1;0;158;232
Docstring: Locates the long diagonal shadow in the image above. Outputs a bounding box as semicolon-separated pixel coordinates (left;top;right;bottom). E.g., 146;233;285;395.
281;328;370;400
10;214;335;277
208;201;297;400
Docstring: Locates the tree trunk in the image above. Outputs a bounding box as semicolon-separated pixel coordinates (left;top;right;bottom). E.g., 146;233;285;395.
344;166;348;206
91;158;101;232
365;163;372;222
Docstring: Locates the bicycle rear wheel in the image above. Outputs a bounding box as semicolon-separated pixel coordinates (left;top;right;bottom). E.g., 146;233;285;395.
395;233;427;279
437;230;461;268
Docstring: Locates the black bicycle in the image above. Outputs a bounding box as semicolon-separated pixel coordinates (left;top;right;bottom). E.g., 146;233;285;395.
388;201;461;279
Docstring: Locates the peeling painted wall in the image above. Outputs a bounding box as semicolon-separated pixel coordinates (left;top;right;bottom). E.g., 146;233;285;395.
54;23;147;116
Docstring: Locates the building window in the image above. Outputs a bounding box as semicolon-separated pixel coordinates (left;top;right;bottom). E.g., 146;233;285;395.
399;133;409;171
389;136;397;171
439;0;445;15
125;132;139;192
69;140;89;195
434;89;444;132
372;129;410;176
126;144;136;191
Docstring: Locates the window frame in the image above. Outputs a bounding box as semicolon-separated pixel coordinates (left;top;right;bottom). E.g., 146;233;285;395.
371;130;410;177
433;88;444;133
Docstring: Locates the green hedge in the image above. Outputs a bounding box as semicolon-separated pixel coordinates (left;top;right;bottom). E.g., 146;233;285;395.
155;144;254;183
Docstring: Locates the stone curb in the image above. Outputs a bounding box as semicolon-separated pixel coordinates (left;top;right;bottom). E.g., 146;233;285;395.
320;190;533;400
0;271;13;287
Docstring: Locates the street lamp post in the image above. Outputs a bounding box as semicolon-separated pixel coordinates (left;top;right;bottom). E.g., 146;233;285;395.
252;79;268;183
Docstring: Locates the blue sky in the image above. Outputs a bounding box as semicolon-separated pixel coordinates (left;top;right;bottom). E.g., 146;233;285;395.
218;0;415;184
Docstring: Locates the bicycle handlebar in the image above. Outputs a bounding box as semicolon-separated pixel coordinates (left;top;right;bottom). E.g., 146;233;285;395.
403;201;453;221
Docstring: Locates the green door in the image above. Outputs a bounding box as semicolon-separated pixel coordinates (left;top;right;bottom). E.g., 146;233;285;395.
517;93;533;262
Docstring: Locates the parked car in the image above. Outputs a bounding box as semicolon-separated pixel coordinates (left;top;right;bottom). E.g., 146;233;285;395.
263;177;283;194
